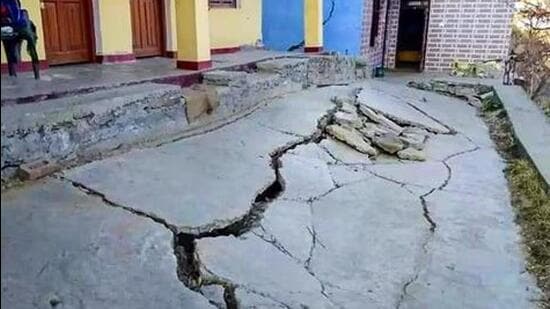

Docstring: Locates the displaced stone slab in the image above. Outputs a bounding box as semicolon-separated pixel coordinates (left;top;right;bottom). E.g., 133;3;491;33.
196;235;333;308
368;80;494;147
357;86;450;133
309;178;428;308
1;179;214;309
401;191;540;309
319;138;372;165
326;125;378;156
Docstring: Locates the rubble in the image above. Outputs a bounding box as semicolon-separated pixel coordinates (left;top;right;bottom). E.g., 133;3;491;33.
326;125;378;156
397;147;427;161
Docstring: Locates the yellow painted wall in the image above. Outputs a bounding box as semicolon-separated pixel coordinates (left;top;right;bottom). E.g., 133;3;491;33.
208;0;261;49
96;0;133;55
304;0;323;48
1;0;46;64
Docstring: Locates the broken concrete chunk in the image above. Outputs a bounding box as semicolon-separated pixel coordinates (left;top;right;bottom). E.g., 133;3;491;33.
17;160;61;180
326;125;378;156
320;138;372;164
340;102;358;115
358;105;404;135
372;133;405;154
397;147;427;161
399;134;426;151
359;122;378;139
334;111;363;129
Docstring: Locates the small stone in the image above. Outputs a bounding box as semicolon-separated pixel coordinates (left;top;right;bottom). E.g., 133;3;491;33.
397;147;426;161
326;125;378;156
334;111;362;129
372;133;405;154
17;160;61;181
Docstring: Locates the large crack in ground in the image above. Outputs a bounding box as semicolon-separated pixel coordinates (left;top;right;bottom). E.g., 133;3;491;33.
52;93;344;308
51;84;481;308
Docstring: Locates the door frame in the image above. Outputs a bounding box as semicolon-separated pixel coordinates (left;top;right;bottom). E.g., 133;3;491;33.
40;0;97;65
394;0;431;71
130;0;167;58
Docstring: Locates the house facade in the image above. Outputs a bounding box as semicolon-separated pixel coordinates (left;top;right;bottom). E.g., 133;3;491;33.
263;0;515;72
1;0;265;72
1;0;514;74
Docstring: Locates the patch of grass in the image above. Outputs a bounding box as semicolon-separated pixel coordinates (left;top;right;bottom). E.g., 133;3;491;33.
506;160;550;304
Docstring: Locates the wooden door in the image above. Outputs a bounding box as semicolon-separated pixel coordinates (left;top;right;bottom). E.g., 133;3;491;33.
41;0;92;65
131;0;163;57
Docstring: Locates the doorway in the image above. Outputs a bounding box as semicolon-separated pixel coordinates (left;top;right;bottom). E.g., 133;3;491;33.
395;0;430;70
40;0;93;65
130;0;164;58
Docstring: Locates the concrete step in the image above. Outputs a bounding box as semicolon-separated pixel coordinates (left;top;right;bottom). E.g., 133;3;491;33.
1;83;187;180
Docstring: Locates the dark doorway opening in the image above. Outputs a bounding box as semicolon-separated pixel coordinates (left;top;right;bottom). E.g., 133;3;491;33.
395;0;430;70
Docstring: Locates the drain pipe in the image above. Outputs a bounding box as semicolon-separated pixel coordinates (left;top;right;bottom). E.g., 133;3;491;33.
380;0;392;75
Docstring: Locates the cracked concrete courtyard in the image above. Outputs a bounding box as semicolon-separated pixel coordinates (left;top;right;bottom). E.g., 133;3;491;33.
1;79;541;308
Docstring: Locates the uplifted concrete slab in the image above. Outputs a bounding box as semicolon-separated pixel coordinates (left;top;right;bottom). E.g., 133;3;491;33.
495;85;550;188
63;120;291;232
63;88;337;232
357;86;450;134
1;179;213;309
319;138;372;165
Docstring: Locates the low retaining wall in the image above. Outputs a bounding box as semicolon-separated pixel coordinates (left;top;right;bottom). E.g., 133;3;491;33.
1;55;369;183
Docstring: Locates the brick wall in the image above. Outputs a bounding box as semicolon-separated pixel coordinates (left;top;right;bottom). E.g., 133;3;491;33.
360;0;389;70
384;0;401;69
424;0;514;71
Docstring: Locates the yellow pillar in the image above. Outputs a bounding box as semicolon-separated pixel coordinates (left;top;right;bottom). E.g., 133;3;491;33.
304;0;323;53
175;0;211;70
96;0;135;62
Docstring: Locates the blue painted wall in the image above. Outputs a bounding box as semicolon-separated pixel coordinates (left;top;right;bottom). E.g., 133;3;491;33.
262;0;364;55
323;0;364;55
262;0;304;51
